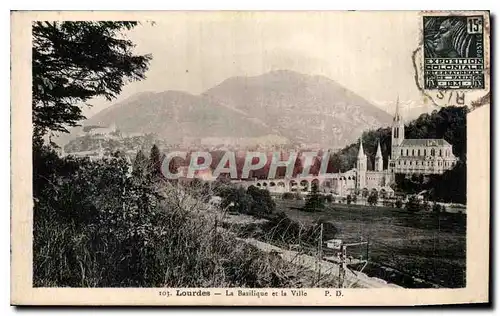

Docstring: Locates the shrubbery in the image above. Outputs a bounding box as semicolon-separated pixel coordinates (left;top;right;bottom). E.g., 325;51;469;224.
33;144;304;287
303;183;325;212
404;196;437;213
367;191;379;206
323;194;333;203
395;199;403;209
405;196;422;212
217;185;276;218
346;195;352;205
282;192;295;200
261;212;338;247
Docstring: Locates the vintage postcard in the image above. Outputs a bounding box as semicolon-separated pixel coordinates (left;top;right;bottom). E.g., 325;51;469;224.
11;11;490;306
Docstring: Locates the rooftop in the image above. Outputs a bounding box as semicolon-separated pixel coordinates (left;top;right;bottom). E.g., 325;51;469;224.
401;139;451;147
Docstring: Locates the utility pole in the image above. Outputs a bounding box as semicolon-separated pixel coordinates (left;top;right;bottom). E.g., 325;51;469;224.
317;223;323;285
366;235;370;263
338;245;346;288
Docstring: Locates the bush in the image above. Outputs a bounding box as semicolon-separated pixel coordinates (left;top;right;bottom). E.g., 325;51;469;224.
219;186;253;214
346;195;352;205
395;199;403;209
33;144;316;287
422;200;431;212
303;183;325;212
432;203;441;213
367;191;379;206
282;192;295;200
312;218;338;241
34;144;168;287
247;185;276;217
262;212;337;247
217;185;275;218
405;196;422;212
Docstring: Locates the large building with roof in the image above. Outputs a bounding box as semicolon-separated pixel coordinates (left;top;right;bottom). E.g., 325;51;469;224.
386;99;459;175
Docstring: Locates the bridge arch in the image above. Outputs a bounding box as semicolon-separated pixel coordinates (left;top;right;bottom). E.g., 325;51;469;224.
311;178;320;190
300;179;310;192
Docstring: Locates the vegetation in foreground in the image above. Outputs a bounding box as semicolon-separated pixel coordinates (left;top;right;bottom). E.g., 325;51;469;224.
34;144;342;287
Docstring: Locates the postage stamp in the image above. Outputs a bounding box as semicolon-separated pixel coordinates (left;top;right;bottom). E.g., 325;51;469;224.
423;15;485;89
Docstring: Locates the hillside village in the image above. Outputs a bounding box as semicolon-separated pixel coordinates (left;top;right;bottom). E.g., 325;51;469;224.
63;104;467;213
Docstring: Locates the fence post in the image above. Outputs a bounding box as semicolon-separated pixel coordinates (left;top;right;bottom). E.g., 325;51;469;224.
338;245;346;288
366;236;370;263
317;223;323;285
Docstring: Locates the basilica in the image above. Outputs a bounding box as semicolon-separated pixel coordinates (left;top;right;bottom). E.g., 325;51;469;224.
354;99;459;193
386;101;459;176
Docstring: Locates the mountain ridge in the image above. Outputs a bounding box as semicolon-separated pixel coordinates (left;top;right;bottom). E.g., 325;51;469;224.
79;70;392;148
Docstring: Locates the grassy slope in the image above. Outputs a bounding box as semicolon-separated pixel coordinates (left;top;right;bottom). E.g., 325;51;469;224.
275;200;466;288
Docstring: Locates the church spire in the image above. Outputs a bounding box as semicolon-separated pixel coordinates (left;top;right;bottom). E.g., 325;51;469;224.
375;140;383;172
357;139;365;158
376;140;382;158
393;95;402;122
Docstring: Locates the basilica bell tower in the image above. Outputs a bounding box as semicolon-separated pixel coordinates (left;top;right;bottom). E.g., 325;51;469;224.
391;96;405;159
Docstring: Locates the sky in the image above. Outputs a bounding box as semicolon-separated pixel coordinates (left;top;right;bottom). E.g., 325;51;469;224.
83;11;435;119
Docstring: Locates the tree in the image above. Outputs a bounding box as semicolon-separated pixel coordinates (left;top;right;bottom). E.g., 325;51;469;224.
304;183;325;212
367;191;379;206
432;202;441;213
32;21;152;138
422;200;431;212
148;144;162;178
426;160;466;204
247;186;276;217
219;186;252;215
346;195;352;205
294;192;304;200
405;195;421;212
395;199;403;209
132;150;148;178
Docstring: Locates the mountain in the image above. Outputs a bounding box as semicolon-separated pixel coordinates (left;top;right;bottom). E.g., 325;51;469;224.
203;70;392;147
86;90;273;144
82;70;392;148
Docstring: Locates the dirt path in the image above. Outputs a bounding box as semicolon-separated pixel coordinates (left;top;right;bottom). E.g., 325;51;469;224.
239;237;402;289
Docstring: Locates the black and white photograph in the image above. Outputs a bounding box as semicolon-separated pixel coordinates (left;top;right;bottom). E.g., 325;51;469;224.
10;10;490;306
